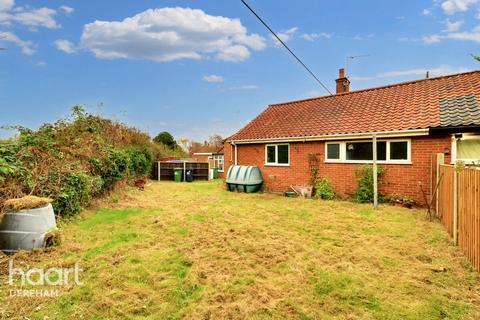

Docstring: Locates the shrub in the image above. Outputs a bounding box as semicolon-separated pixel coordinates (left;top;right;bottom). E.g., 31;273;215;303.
352;164;385;203
0;146;18;183
0;106;183;217
89;148;130;189
127;147;153;176
315;177;335;200
53;171;94;216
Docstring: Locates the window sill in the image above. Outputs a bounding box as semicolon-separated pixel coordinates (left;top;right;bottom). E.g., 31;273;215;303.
264;163;290;167
325;160;412;165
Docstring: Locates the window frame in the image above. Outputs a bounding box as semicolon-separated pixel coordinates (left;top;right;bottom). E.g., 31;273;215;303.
213;154;224;172
325;142;343;161
325;139;411;164
265;143;290;166
451;135;480;164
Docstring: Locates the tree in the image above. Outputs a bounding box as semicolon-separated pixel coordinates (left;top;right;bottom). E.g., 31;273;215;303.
208;134;224;151
472;54;480;62
153;131;176;149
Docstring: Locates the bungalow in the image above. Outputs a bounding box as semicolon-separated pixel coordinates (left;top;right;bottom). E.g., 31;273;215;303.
224;69;480;204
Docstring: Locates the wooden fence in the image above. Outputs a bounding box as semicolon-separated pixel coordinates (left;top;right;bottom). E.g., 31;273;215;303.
436;162;480;272
154;161;209;181
458;168;480;271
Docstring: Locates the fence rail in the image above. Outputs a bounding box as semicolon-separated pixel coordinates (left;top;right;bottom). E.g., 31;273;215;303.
436;162;480;272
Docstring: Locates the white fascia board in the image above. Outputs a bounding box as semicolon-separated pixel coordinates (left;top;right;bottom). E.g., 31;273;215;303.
229;129;429;144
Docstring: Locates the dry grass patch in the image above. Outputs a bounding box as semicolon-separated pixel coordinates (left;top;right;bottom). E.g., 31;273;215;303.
0;181;479;319
3;196;52;213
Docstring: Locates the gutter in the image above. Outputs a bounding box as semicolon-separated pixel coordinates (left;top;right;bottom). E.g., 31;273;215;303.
228;128;429;144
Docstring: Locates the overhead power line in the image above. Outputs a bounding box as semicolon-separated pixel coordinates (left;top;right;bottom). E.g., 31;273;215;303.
240;0;333;96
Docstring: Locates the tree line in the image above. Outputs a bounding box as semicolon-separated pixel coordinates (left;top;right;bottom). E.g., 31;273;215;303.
153;131;224;155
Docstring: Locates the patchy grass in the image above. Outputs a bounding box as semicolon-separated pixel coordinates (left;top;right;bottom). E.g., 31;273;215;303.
0;180;479;319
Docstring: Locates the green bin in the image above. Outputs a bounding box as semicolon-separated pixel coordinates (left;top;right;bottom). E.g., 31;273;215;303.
173;168;183;182
213;167;219;179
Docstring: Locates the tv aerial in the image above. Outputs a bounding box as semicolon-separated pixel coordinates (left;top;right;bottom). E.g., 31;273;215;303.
345;54;370;77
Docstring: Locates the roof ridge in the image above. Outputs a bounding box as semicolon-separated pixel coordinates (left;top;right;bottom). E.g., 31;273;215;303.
269;70;480;107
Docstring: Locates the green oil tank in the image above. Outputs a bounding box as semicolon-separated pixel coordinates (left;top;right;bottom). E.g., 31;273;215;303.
226;165;263;193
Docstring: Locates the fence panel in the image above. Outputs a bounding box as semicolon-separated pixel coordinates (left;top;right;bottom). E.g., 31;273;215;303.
458;169;480;272
438;165;454;237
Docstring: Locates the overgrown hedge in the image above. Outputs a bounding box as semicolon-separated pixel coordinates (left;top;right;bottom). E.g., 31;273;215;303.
0;106;180;217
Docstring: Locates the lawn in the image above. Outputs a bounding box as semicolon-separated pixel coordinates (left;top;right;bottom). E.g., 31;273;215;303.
1;180;479;319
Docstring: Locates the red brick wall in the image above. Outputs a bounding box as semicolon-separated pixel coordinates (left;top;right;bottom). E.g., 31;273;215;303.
224;135;452;204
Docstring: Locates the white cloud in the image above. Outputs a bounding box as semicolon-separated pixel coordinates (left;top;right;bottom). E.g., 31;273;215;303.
80;7;266;63
12;7;58;28
233;33;265;50
424;24;480;43
398;36;421;42
352;65;470;81
222;84;259;91
301;32;331;41
0;1;61;55
444;19;463;32
0;31;34;54
271;27;298;46
353;33;374;40
54;39;76;53
349;76;374;81
0;1;59;29
0;0;14;12
423;34;443;43
59;5;74;15
422;9;432;15
441;0;478;15
202;74;224;83
443;28;480;41
36;61;47;67
216;44;250;62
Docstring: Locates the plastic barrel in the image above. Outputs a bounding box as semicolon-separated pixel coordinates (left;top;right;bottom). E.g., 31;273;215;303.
0;204;57;254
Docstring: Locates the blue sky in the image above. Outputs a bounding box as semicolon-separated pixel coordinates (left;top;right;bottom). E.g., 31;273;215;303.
1;0;479;141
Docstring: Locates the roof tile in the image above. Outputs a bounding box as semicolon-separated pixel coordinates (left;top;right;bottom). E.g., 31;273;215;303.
229;71;480;141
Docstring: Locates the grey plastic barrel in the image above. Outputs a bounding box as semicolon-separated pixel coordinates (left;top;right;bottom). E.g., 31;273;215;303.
0;204;57;253
226;165;263;193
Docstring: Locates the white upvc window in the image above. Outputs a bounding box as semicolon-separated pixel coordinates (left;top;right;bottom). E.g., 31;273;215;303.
325;139;411;164
213;155;224;172
451;134;480;164
265;144;290;166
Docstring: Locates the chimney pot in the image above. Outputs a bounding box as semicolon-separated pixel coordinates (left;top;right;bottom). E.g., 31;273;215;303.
335;68;350;94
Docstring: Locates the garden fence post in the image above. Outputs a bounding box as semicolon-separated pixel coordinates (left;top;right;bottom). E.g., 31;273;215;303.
158;161;161;181
435;153;444;216
373;135;378;209
453;169;458;245
183;162;186;182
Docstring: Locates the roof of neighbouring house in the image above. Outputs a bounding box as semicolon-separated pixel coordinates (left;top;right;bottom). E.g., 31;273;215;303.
228;70;480;142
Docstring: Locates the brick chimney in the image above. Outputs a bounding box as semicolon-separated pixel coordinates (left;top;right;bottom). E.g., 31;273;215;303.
335;68;350;94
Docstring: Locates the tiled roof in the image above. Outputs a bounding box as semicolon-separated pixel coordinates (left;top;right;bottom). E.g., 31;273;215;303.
229;70;480;141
